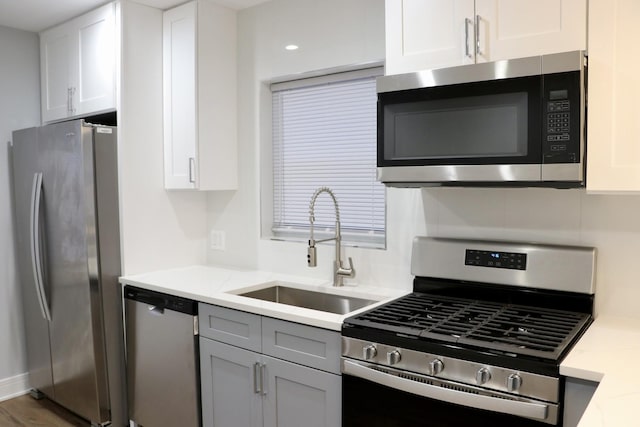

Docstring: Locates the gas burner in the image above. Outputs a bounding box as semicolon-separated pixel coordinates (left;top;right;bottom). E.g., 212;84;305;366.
347;293;591;361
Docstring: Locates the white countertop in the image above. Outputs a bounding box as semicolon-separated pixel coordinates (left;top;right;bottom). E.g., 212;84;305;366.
119;265;408;331
561;315;640;426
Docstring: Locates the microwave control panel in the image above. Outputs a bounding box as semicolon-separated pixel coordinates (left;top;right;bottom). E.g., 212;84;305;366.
542;71;582;164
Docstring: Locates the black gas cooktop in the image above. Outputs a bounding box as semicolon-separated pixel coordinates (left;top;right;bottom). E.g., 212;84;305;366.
343;291;591;362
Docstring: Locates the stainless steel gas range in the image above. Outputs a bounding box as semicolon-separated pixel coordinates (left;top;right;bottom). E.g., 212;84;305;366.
341;237;595;427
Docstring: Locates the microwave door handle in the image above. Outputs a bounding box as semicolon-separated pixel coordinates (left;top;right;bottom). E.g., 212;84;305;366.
342;360;549;422
30;172;51;322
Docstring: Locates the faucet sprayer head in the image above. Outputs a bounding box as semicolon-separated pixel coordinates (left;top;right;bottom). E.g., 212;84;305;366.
307;240;317;267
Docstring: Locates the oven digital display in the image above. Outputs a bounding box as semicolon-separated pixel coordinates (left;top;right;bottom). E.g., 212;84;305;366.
465;249;527;270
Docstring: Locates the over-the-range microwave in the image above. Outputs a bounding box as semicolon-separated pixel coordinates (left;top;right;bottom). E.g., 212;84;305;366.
377;50;587;188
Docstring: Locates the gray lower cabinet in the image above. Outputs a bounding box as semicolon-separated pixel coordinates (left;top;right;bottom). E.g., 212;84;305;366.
200;338;263;427
262;355;341;427
199;303;341;427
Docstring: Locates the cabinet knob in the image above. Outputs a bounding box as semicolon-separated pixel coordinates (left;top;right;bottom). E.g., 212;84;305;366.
386;350;401;365
362;344;377;360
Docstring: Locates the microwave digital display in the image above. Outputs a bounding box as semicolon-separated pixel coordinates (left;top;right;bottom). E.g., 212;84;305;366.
549;89;568;100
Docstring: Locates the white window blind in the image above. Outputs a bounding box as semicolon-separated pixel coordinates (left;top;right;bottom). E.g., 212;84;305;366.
271;68;385;247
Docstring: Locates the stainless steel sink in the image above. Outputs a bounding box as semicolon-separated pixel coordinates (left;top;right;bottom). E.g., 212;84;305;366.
238;284;379;315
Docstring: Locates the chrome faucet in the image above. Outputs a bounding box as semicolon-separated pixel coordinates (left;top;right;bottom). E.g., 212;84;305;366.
307;187;355;287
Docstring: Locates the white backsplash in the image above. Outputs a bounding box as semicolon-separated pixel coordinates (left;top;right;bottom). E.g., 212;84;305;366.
423;187;640;319
252;186;640;320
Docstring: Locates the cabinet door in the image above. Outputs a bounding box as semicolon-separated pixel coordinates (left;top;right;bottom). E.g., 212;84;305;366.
198;303;262;352
163;1;198;189
262;317;341;374
475;0;586;63
200;338;263;427
40;28;71;123
74;3;116;117
385;0;475;75
586;0;640;192
262;355;341;427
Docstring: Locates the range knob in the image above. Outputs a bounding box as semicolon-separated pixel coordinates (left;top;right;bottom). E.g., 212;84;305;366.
429;358;444;375
387;350;402;365
362;344;377;360
507;373;523;392
476;368;491;385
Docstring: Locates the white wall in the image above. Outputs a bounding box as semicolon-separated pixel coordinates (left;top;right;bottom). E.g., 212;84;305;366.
118;1;208;275
0;25;40;392
207;0;386;270
208;0;640;321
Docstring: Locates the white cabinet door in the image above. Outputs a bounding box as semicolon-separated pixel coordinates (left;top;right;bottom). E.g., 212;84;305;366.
385;0;586;75
475;0;586;63
163;1;197;189
163;0;238;190
385;0;475;75
40;30;71;122
74;4;116;117
40;2;116;123
586;0;640;192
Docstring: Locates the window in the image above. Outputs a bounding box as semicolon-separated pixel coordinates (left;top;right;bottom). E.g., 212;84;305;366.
270;67;385;247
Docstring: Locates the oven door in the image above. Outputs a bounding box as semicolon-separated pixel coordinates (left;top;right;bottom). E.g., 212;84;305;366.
342;359;560;427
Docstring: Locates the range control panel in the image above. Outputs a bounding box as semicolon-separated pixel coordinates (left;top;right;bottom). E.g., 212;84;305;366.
465;249;527;270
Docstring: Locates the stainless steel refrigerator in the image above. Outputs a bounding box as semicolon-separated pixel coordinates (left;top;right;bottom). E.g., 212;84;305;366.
11;119;126;426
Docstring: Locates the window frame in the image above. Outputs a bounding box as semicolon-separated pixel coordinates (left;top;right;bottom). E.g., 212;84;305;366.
260;64;386;249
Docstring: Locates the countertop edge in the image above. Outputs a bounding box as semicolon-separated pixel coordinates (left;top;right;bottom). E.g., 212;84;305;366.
560;314;640;427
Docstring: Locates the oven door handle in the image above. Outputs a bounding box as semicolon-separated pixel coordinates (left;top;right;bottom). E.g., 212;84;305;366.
342;359;550;422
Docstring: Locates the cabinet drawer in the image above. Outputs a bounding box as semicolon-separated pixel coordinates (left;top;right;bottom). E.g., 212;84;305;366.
262;317;341;374
198;303;261;352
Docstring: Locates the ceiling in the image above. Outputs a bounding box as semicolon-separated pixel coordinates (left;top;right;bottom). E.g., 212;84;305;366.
0;0;270;33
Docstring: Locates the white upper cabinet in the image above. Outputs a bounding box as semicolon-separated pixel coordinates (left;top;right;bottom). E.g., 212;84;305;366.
163;0;238;190
385;0;475;74
385;0;587;75
586;0;640;192
40;3;116;123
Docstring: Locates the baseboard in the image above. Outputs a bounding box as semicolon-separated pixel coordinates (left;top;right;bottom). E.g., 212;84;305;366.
0;373;29;402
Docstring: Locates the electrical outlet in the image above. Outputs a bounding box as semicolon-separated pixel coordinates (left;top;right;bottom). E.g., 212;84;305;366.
210;230;226;251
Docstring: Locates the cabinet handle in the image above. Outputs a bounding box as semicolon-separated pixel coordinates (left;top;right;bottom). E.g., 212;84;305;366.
67;88;72;114
260;363;268;396
464;18;473;58
475;14;482;56
188;157;196;183
253;362;262;394
68;87;76;115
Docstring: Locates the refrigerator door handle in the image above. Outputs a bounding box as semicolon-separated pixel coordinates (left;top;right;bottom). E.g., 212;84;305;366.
30;172;51;322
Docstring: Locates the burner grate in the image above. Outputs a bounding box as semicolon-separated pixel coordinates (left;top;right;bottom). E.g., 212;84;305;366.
347;293;591;360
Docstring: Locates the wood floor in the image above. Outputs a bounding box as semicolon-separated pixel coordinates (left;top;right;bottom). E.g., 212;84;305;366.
0;394;88;426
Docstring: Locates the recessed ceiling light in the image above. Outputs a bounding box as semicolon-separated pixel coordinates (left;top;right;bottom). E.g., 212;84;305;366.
285;44;299;51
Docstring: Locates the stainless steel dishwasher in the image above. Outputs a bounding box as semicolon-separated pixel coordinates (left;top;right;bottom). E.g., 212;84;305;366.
124;286;200;427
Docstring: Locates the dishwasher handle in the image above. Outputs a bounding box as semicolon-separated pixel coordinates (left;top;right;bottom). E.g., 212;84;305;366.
148;305;165;315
